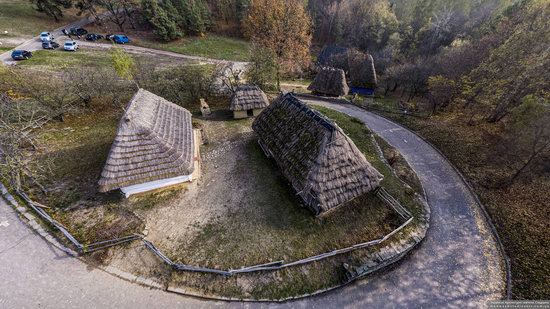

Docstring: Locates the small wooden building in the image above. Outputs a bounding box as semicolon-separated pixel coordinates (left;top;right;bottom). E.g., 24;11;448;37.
98;89;200;197
348;50;377;96
252;93;383;215
308;67;349;97
230;85;269;119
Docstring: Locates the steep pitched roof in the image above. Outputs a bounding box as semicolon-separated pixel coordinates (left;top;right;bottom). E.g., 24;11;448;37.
230;85;270;111
308;67;349;96
348;50;377;88
252;94;383;215
317;45;349;69
98;89;195;192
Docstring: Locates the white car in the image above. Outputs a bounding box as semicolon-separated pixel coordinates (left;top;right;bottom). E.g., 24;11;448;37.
64;40;78;51
40;32;53;42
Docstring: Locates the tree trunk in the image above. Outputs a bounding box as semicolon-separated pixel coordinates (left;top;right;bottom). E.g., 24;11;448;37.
276;62;281;91
508;152;537;185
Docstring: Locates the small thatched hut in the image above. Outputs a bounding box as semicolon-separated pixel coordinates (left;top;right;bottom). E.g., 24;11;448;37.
98;89;200;197
252;93;383;215
307;67;349;97
348;50;377;95
230;85;270;119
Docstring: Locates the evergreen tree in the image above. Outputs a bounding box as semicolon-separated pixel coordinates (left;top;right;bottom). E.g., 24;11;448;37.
141;0;182;41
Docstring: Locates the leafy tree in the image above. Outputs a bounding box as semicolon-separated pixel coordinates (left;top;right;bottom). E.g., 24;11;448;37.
30;0;73;22
139;64;223;107
464;0;549;123
243;0;312;90
427;75;456;113
333;0;399;52
179;0;211;35
245;44;277;90
141;0;183;41
504;95;550;184
110;47;137;83
307;0;340;44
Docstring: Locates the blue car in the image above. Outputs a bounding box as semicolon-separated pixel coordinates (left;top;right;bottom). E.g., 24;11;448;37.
11;50;32;60
112;35;130;44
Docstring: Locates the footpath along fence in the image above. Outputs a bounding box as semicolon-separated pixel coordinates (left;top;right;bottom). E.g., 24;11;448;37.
9;186;414;276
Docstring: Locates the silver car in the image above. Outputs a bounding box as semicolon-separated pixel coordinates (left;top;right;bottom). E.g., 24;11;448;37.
64;40;78;51
40;32;53;42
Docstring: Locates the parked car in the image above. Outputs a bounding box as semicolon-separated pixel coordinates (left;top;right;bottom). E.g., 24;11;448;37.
69;27;88;36
85;33;104;41
39;32;53;42
42;41;60;49
64;40;79;51
105;34;115;41
11;50;32;60
112;34;130;44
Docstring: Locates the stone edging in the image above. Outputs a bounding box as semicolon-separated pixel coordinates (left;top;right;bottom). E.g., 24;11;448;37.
1;184;78;256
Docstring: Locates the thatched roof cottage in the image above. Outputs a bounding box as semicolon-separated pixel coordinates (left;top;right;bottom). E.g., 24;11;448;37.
307;67;349;97
252;93;383;215
98;89;200;197
230;85;270;119
348;50;377;96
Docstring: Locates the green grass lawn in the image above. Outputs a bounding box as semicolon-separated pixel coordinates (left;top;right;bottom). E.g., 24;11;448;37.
176;107;424;270
18;49;112;70
134;34;251;62
0;0;78;38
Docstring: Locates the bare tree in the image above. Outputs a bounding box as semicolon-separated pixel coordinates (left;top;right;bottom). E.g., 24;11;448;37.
0;93;50;191
219;64;243;93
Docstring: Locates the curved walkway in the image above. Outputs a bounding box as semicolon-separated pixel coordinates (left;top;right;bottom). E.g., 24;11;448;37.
0;99;504;308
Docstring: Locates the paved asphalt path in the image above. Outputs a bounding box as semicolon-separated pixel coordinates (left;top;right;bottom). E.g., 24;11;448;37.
0;16;95;65
0;98;504;308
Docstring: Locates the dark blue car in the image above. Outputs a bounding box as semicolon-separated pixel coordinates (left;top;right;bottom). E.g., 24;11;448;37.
11;50;32;60
112;35;130;44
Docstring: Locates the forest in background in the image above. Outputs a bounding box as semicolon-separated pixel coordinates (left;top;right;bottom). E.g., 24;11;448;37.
11;0;550;299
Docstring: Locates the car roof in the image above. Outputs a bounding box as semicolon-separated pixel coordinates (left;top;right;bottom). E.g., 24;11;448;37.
64;41;76;44
40;32;49;35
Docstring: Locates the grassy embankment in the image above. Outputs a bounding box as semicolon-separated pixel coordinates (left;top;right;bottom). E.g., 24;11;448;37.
0;0;78;38
367;96;549;299
132;35;251;62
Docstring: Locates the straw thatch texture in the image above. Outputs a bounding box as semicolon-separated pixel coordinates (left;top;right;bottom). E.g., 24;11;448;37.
252;94;383;215
317;45;349;70
98;89;195;192
307;67;349;97
348;50;377;88
230;85;270;111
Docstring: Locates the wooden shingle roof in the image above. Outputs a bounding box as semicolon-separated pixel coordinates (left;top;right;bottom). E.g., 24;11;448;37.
230;85;269;111
252;93;383;215
98;89;195;192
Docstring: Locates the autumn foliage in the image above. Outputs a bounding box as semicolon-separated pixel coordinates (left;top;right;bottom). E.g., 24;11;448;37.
242;0;312;89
